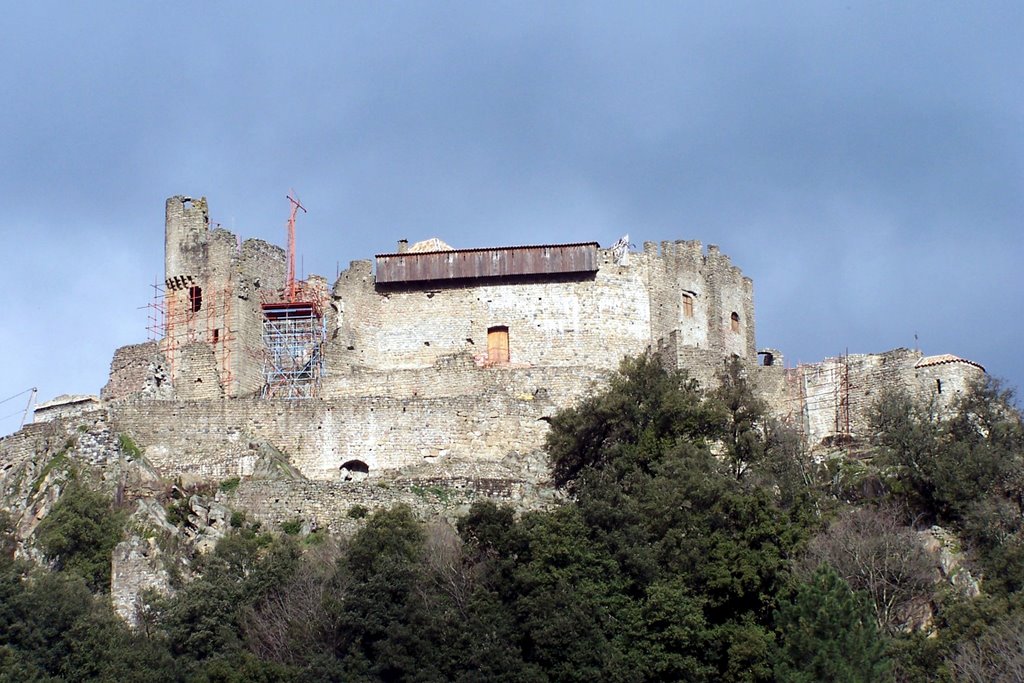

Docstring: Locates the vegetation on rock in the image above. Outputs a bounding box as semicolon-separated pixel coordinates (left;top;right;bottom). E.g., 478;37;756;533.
1;353;1023;681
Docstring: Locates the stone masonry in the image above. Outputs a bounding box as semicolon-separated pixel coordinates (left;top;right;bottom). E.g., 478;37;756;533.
56;195;990;488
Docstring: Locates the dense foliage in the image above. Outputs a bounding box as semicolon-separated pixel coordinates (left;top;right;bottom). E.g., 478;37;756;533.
1;354;1023;681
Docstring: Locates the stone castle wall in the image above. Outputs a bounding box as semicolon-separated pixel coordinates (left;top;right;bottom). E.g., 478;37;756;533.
330;255;652;374
791;348;986;446
161;196;287;399
102;342;172;402
108;387;568;482
85;195;987;490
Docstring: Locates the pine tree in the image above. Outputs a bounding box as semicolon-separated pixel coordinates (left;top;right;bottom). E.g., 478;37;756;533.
774;565;891;683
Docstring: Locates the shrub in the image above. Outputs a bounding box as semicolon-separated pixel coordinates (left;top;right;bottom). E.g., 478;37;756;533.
35;480;126;592
117;433;142;459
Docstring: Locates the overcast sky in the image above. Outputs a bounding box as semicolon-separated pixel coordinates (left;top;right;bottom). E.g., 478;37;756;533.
0;2;1021;434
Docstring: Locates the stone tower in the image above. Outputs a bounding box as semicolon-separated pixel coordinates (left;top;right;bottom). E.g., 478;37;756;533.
161;196;287;399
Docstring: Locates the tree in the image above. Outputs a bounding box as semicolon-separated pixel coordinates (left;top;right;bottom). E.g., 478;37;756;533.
800;506;935;634
160;528;301;665
774;565;891;682
543;353;810;680
871;379;1024;596
546;352;723;492
947;611;1024;682
712;357;768;481
871;379;1024;524
34;479;126;592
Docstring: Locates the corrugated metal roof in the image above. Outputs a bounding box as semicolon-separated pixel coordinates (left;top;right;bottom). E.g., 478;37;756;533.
375;241;600;258
376;242;600;284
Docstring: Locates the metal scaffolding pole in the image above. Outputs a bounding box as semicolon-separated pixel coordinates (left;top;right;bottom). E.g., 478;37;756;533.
260;302;325;399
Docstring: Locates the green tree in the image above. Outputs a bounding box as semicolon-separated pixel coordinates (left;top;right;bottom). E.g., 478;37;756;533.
871;380;1024;524
544;353;810;680
713;357;768;481
327;504;431;680
34;479;126;592
774;565;891;682
546;352;723;492
871;379;1024;595
160;528;300;665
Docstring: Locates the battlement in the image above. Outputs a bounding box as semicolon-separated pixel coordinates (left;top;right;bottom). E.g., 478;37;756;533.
88;195;985;487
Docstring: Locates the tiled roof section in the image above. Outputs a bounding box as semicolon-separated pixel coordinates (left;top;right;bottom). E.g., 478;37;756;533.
915;354;986;372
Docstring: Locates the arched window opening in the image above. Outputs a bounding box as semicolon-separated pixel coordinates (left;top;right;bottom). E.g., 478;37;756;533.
341;459;370;482
487;326;510;364
188;286;203;313
681;293;694;318
730;312;740;333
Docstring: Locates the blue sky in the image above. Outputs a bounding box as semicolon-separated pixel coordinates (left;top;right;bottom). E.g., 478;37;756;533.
1;2;1021;433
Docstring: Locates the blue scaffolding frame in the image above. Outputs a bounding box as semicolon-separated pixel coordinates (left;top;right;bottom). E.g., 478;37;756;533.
260;302;326;399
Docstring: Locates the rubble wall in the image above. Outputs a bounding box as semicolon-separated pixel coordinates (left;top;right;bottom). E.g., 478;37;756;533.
109;392;563;482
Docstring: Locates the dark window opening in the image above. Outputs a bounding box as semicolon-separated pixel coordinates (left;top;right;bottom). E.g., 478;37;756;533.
730;312;740;333
212;328;219;343
487;326;510;364
682;293;694;318
759;351;774;367
188;286;203;313
936;379;943;394
341;460;370;482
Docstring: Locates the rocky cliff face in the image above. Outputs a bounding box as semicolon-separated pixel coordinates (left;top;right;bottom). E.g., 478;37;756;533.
0;408;561;624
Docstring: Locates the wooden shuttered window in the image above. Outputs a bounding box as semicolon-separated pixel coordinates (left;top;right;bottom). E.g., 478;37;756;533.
487;326;510;364
682;293;694;318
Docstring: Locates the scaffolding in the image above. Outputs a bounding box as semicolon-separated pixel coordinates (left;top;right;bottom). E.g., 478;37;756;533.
835;350;851;442
257;191;326;399
146;280;235;391
260;299;325;399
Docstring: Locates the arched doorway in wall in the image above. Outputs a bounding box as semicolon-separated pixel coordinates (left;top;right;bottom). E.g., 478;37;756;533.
340;459;369;482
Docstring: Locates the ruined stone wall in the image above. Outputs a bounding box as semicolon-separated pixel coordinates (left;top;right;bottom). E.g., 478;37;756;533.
109;390;564;482
102;342;172;402
161;196;287;399
645;241;711;356
328;240;757;382
225;476;555;536
164;196;209;288
643;241;756;362
794;348;986;446
331;256;653;374
32;398;101;424
232;238;286;397
173;342;224;400
323;352;608;406
910;361;984;406
0;422;58;478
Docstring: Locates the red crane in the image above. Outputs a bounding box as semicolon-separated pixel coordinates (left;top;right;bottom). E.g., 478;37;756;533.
285;192;306;302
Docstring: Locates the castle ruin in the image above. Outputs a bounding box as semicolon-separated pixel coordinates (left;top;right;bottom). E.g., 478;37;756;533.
6;194;988;510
